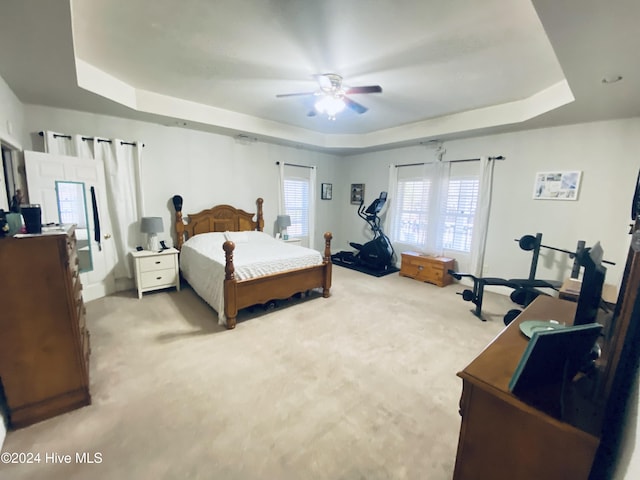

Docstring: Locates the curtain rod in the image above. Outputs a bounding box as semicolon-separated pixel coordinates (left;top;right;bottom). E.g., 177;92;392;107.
396;155;505;168
275;161;315;169
38;131;144;147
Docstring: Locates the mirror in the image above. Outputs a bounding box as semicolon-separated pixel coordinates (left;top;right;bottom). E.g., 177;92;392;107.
55;181;93;272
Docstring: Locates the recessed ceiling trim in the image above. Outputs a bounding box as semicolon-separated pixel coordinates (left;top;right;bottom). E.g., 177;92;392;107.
75;59;137;109
75;59;573;152
322;80;575;150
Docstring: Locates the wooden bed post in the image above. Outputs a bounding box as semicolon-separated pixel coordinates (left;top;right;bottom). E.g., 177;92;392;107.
256;197;264;231
223;240;238;329
172;195;185;249
323;232;333;298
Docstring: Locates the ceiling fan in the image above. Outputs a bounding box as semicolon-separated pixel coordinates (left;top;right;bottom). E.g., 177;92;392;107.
276;73;382;119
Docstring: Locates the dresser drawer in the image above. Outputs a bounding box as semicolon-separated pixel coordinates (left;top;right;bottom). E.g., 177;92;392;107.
140;268;178;289
73;275;83;302
77;298;86;327
138;255;175;272
66;232;77;258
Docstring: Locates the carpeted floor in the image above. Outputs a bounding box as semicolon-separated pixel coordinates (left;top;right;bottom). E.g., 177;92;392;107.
0;267;514;479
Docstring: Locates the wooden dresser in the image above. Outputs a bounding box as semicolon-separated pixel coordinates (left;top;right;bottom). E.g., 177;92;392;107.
453;216;640;480
399;251;454;287
453;296;599;479
0;225;91;428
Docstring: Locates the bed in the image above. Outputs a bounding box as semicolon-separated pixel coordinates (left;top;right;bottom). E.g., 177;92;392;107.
172;196;333;329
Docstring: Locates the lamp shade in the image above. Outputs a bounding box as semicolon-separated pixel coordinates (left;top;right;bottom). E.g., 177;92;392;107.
277;215;291;228
140;216;164;234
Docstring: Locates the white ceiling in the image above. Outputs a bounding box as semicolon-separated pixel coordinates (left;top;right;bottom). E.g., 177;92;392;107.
0;0;638;154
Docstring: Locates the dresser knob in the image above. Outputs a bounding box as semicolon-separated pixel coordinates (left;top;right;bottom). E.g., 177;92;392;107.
103;233;111;239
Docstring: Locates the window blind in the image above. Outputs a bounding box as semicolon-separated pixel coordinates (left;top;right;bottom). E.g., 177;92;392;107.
443;177;479;252
283;177;309;237
392;175;479;253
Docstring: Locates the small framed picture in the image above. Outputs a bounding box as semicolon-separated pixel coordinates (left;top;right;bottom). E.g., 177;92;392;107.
533;171;582;201
351;183;365;204
321;183;332;200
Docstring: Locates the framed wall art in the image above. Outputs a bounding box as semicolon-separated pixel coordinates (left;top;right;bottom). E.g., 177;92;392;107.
321;183;332;200
351;183;365;204
533;171;582;201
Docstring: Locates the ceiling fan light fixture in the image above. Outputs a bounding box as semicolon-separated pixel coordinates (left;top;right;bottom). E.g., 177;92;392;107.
314;95;346;119
277;73;380;119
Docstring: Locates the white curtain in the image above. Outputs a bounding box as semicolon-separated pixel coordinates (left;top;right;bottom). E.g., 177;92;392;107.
308;166;317;250
385;164;398;235
43;131;76;156
469;156;495;276
277;162;285;215
75;135;95;160
43;130;142;280
423;160;450;256
96;140;142;279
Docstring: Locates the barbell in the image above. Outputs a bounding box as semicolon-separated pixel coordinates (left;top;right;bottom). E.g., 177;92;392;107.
516;234;615;266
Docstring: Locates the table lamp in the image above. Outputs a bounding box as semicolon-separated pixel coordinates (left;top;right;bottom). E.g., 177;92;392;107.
277;215;291;240
141;216;164;251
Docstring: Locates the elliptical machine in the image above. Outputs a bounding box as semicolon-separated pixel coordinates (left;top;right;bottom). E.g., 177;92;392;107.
341;191;395;272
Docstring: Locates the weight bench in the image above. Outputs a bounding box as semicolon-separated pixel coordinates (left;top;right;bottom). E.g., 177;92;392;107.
448;270;559;322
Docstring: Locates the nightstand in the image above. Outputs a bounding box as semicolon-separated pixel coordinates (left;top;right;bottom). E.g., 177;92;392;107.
131;248;180;299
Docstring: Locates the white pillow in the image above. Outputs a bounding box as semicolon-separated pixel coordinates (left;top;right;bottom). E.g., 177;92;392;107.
183;232;226;249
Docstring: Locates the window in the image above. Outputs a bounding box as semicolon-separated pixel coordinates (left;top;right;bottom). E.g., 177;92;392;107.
393;175;479;253
396;179;430;245
442;177;479;252
283;177;309;237
56;181;88;227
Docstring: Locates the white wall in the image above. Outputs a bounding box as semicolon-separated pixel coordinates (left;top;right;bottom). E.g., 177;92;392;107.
339;119;640;288
22;105;343;251
0;74;26;210
0;75;24;147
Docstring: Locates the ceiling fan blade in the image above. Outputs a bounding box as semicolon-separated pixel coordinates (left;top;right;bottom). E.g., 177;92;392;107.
345;85;382;95
343;96;368;114
276;92;316;98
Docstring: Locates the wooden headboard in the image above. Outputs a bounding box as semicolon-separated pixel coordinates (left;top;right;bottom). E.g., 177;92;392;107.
172;195;264;249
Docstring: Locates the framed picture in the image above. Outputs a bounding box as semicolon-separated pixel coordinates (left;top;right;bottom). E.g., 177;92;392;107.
351;183;365;204
321;183;332;200
533;171;582;201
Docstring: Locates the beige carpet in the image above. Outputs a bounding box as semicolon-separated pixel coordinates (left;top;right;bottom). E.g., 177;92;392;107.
1;266;514;480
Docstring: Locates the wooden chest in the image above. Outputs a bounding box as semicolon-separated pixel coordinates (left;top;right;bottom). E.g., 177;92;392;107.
399;251;455;287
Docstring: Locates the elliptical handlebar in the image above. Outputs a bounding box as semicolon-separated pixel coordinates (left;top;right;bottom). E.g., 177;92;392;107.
357;198;382;238
356;198;368;221
358;191;388;223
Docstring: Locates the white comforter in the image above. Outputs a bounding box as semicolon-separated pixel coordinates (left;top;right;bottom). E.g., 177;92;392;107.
180;231;323;326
